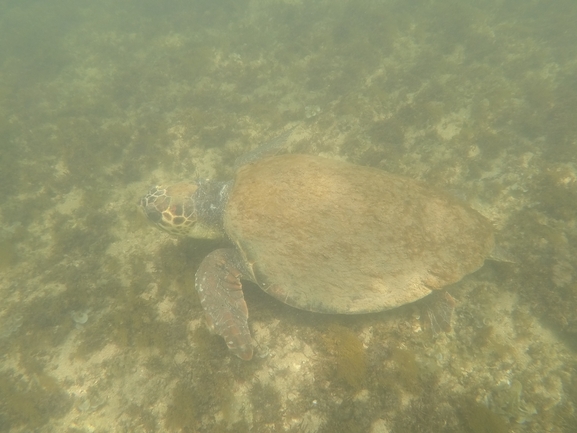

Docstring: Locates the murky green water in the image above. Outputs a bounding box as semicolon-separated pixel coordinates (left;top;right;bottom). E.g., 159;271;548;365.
0;1;576;431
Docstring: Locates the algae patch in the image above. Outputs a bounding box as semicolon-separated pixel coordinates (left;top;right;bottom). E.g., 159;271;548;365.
164;382;200;431
0;370;72;430
390;347;421;391
459;399;510;433
322;324;367;390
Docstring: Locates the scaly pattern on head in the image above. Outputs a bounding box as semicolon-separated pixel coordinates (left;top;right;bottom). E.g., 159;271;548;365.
139;183;199;236
140;180;230;239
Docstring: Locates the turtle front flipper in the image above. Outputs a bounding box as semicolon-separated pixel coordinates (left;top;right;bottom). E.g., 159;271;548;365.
195;248;253;360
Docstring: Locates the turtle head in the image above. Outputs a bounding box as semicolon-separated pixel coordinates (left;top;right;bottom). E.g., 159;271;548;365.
139;181;227;239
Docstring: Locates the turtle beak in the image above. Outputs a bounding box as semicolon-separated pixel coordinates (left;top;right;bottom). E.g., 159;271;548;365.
138;186;167;223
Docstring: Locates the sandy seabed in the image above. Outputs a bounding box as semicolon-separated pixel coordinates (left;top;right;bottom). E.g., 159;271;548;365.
0;1;576;432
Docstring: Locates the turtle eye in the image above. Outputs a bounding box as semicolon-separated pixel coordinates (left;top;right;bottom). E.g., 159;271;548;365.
139;196;163;223
146;208;163;223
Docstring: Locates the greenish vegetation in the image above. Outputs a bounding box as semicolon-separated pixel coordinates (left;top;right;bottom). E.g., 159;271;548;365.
321;324;367;390
0;371;71;430
459;400;510;433
390;347;421;391
164;381;201;431
250;382;282;426
163;331;237;431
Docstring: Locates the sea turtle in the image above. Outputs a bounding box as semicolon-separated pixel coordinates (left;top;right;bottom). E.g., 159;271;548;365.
140;135;494;360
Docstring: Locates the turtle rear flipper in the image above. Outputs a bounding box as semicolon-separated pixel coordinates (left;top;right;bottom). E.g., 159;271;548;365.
196;248;253;360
